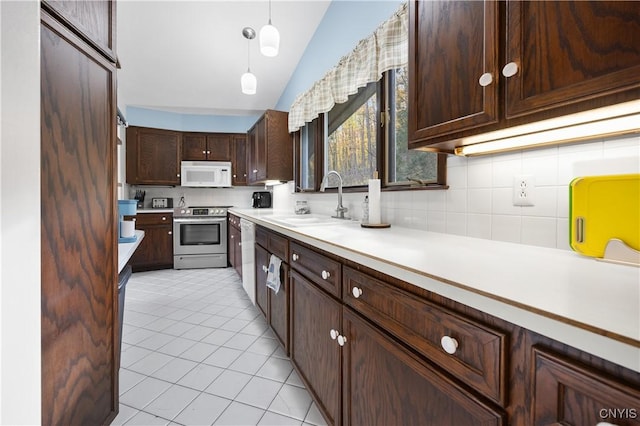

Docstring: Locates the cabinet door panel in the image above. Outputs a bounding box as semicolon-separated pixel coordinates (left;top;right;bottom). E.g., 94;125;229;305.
182;134;208;161
41;12;117;425
505;1;640;118
232;134;247;186
290;270;341;426
408;0;498;143
207;134;232;161
343;310;504;426
255;117;267;181
532;346;640;426
129;224;173;271
127;127;181;185
255;244;270;318
269;264;289;353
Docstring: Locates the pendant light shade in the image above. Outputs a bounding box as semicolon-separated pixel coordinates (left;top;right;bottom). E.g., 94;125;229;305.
260;23;280;57
241;71;257;95
241;27;257;95
260;0;279;57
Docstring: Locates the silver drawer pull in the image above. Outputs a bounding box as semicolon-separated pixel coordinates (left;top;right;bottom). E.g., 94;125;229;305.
292;253;299;261
168;231;172;235
351;287;363;298
202;150;206;154
321;270;331;280
330;329;339;340
441;336;458;355
162;217;166;220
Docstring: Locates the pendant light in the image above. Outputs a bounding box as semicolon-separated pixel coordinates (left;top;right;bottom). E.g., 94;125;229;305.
259;0;280;57
241;27;257;95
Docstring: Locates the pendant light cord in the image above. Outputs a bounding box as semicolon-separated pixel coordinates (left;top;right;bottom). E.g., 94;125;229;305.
268;0;272;25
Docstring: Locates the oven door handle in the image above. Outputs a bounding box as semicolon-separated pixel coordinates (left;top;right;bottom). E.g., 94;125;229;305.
173;218;227;224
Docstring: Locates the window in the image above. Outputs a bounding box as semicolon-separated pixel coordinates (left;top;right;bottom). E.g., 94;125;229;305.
295;67;445;191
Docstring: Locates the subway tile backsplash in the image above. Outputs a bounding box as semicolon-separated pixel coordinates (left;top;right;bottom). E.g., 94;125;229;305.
286;134;640;250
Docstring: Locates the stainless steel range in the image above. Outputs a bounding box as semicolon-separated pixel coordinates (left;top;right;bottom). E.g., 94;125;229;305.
173;206;230;269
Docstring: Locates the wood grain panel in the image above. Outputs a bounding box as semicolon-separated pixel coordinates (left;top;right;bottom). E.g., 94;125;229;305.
232;134;248;186
41;11;117;425
126;126;181;185
269;264;289;353
343;309;505;426
290;241;342;298
265;110;292;182
255;244;270;319
531;346;640;425
182;133;208;161
505;0;640;117
290;270;342;425
206;134;232;161
42;0;116;62
128;214;173;272
343;266;506;405
408;0;498;142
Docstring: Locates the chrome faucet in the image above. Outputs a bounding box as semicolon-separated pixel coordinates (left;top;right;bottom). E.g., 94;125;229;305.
320;170;349;219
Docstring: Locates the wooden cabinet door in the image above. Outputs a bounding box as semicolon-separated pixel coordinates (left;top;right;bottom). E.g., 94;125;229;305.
232;134;248;186
234;228;242;277
342;309;504;426
182;133;208;161
41;0;116;61
255;116;267;181
269;264;289;354
129;223;174;272
408;0;498;145
247;124;258;184
206;134;232;161
504;1;640;118
41;11;118;425
290;270;342;426
532;346;640;426
255;244;270;318
126;127;181;185
228;224;238;269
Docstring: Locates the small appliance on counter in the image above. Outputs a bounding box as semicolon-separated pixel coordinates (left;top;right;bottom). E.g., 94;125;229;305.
133;190;145;208
152;197;173;209
252;191;272;208
118;199;137;243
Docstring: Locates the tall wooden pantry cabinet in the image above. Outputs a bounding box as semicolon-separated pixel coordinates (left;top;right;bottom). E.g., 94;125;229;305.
40;1;119;424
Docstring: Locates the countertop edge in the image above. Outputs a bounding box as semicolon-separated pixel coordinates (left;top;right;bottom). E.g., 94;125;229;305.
230;208;640;373
118;230;145;273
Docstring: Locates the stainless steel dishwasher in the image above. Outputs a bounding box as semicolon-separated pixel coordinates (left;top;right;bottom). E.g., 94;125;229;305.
240;218;256;304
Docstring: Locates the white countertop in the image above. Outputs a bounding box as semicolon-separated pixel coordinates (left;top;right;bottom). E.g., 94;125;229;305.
137;208;174;214
118;230;145;273
230;208;640;372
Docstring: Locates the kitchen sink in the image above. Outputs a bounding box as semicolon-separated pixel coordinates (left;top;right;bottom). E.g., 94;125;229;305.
264;214;348;227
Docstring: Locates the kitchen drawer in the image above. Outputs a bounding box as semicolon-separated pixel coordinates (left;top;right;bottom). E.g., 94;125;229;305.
343;266;507;406
130;212;172;226
290;241;341;298
256;226;289;261
228;213;241;229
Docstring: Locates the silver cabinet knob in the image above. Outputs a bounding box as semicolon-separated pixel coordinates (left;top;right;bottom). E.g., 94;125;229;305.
253;169;258;173
337;335;347;347
238;242;242;247
330;329;339;340
478;72;493;87
207;151;211;154
321;270;331;280
441;336;458;355
502;62;518;78
162;217;166;221
230;235;234;239
292;253;299;261
168;231;172;235
177;173;180;177
233;174;237;178
351;287;363;298
202;150;206;154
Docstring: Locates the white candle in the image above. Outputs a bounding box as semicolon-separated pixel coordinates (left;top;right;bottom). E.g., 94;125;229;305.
368;179;381;225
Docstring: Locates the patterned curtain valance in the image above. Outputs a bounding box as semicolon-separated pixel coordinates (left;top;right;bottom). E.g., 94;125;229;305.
288;2;408;133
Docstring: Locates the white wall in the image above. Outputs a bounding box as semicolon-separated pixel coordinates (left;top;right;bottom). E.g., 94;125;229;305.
287;134;640;250
0;0;42;423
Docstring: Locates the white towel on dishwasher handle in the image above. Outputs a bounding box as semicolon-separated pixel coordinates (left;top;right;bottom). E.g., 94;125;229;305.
266;254;282;294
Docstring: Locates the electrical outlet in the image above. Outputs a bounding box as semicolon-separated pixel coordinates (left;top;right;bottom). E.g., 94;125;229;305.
513;174;535;206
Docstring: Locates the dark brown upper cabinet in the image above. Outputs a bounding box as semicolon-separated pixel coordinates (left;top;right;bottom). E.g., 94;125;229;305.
247;110;292;185
231;133;248;186
126;126;181;185
182;133;232;161
408;0;640;152
41;0;116;62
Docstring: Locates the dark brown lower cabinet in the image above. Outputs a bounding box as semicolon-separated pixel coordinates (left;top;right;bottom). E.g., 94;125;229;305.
342;309;504;426
255;244;269;318
128;213;173;272
531;346;640;426
41;10;118;426
290;269;342;426
269;264;289;351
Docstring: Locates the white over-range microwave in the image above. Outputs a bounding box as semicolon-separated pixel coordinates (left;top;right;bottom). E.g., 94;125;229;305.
180;161;232;187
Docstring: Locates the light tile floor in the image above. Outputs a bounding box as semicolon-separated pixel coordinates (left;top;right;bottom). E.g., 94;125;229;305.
112;268;326;426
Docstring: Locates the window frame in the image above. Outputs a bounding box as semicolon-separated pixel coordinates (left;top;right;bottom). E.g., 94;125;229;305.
293;70;447;193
